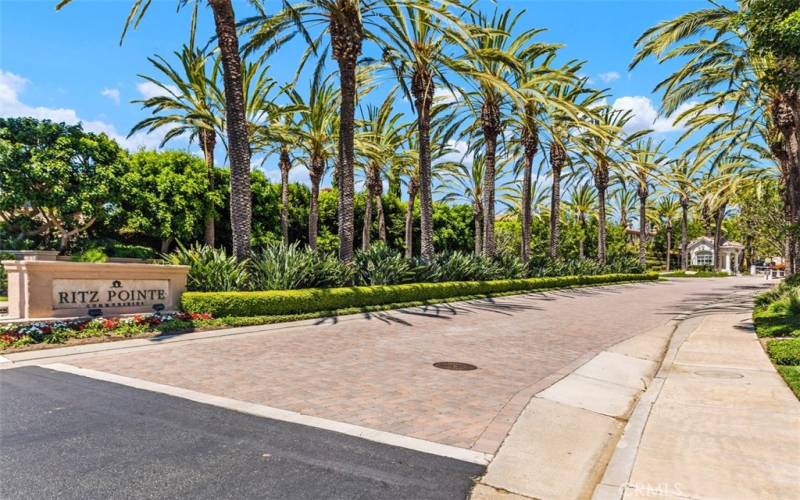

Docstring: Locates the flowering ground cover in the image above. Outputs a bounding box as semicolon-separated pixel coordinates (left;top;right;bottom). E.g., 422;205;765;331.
0;312;212;352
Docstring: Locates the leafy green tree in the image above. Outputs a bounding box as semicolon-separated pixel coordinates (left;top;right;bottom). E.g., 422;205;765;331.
0;118;126;251
121;151;214;252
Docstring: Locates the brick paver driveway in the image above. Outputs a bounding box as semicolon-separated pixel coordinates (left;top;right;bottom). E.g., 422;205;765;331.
51;277;762;455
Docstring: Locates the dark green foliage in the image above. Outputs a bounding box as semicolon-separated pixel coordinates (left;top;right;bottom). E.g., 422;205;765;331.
423;252;498;282
71;248;109;263
181;273;658;317
353;243;417;285
164;243;250;292
526;255;643;277
754;275;800;338
107;244;155;260
250;242;354;290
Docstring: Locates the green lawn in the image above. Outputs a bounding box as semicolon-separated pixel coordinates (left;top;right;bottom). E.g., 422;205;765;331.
776;366;800;399
754;297;800;338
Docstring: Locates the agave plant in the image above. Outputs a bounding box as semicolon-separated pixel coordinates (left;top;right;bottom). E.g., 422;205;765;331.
353;243;417;286
250;242;316;290
164;243;250;292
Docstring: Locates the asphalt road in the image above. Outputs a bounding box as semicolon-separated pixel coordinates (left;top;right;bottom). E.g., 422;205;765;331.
0;366;484;500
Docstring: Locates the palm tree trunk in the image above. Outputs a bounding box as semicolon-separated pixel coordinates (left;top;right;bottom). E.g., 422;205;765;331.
376;195;387;243
308;159;322;251
209;0;251;261
474;201;483;256
520;152;534;263
713;203;726;272
638;194;648;269
594;164;608;264
331;11;362;262
413;69;435;262
680;199;689;271
578;214;586;259
549;142;565;259
666;222;672;272
404;181;418;259
362;184;373;251
481;100;499;258
200;129;216;247
279;149;290;245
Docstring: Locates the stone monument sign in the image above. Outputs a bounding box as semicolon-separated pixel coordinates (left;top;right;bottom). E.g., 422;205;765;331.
2;259;189;319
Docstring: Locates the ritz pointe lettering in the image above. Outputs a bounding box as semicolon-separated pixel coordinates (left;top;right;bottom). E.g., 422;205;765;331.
52;279;171;310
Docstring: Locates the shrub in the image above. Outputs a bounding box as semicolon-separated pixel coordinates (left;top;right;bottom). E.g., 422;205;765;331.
354;243;417;285
108;244;155;260
250;242;316;290
71;247;109;263
767;338;800;366
181;272;658;317
164;243;250;292
421;252;491;282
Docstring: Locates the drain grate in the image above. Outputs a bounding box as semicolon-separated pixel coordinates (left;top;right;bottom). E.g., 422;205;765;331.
434;361;478;371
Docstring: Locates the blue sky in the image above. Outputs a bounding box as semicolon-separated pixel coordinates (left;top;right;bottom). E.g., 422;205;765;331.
1;0;712;188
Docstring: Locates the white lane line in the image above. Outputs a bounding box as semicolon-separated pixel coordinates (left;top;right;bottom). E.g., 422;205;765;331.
43;363;492;466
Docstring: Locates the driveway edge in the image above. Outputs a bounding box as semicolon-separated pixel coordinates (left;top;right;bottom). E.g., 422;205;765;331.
471;321;677;500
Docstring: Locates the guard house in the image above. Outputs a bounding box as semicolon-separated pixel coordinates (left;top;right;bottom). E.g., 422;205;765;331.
687;236;744;275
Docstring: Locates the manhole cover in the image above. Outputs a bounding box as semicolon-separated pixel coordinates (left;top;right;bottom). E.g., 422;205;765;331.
433;361;477;371
694;370;744;379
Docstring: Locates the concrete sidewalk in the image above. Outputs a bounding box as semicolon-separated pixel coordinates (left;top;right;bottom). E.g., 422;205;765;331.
594;311;800;499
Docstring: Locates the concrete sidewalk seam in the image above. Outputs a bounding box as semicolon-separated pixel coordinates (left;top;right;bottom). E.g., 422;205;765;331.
40;362;493;466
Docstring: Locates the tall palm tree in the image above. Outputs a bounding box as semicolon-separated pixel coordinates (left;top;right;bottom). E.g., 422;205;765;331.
378;3;468;262
287;74;339;250
453;8;532;258
542;80;604;259
655;196;681;271
574;106;644;263
507;46;582;262
628;137;668;268
566;183;597;259
58;0;255;260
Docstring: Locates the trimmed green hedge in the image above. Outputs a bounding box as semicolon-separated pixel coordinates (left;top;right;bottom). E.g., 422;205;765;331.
181;273;658;317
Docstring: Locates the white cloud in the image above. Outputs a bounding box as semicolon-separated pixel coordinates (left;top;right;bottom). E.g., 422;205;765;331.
611;95;699;134
136;81;176;99
100;87;120;105
598;71;621;83
434;87;459;104
0;69;169;151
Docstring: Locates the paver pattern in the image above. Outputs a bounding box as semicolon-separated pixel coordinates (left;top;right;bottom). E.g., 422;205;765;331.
56;278;760;454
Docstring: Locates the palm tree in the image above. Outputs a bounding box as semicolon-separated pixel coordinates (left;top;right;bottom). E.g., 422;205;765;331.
356;96;409;249
507;45;582;262
566;183;597;259
628;138;668;268
542;80;603;259
453;8;533;257
287;74;339;250
58;0;255;260
631;1;799;272
378;3;467;262
655;196;680;271
666;153;707;270
129;17;222;247
575;106;644;263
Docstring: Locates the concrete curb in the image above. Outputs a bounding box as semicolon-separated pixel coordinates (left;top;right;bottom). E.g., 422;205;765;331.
471;321;676;500
43;362;493;466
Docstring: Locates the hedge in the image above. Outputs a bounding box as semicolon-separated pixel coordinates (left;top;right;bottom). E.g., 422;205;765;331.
181;272;658;317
